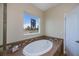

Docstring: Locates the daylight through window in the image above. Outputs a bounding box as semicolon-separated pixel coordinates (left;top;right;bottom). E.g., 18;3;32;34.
24;13;40;34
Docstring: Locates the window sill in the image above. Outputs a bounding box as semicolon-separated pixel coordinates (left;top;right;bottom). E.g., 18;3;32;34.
24;33;40;36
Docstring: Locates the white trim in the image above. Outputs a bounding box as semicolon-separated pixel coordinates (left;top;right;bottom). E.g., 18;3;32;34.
24;32;40;35
64;13;67;54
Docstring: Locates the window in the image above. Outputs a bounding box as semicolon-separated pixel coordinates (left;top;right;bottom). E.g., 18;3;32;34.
24;13;40;35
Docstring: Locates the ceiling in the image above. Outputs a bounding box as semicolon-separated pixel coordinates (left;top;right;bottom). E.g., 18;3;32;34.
32;3;59;11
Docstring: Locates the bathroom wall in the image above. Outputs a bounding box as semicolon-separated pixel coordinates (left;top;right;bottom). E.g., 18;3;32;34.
7;3;45;44
45;3;79;39
7;3;79;44
0;3;3;45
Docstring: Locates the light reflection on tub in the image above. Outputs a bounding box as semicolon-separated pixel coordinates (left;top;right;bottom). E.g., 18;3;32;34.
23;39;53;56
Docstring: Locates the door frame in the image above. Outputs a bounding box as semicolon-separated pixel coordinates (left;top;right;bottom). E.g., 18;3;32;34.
3;3;7;56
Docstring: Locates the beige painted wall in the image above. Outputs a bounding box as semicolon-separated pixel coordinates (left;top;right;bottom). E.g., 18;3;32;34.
7;3;45;43
45;3;79;39
0;4;3;45
7;3;79;44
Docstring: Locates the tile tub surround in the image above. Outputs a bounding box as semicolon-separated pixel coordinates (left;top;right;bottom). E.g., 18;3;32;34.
0;36;64;56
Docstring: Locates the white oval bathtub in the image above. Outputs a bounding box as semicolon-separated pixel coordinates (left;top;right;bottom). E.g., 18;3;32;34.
23;39;53;56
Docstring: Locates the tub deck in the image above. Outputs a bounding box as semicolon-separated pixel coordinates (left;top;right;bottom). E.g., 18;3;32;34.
7;40;63;56
2;36;64;56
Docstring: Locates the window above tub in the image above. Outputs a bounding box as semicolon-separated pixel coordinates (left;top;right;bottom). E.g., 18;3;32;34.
23;12;40;35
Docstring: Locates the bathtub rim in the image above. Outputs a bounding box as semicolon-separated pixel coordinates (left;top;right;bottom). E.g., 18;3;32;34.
23;39;53;56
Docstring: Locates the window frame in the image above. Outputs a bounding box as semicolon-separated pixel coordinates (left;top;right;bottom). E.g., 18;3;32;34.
23;12;40;35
